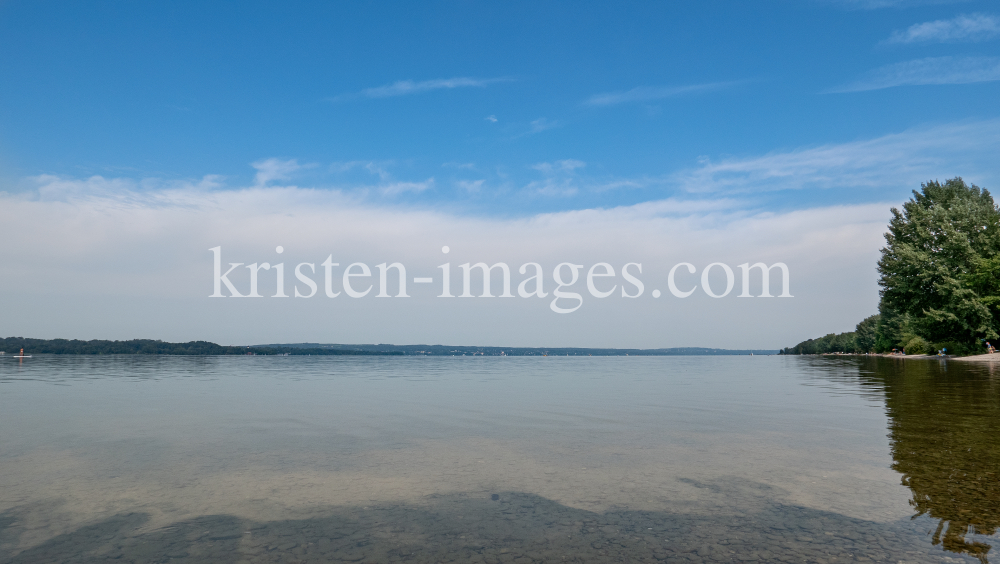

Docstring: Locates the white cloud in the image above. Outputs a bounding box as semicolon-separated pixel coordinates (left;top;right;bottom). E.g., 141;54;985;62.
821;0;969;10
532;160;586;174
456;179;485;193
9;117;998;346
829;56;1000;92
886;13;1000;43
443;162;477;170
365;162;392;181
252;158;303;186
525;180;578;197
330;160;395;181
524;160;586;197
591;179;649;193
529;118;558;134
672;119;1000;194
485;115;498;123
0;175;888;348
332;77;511;101
380;178;434;196
583;81;743;107
251;160;430;197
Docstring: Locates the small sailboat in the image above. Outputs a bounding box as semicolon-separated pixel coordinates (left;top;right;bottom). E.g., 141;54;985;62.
13;348;31;359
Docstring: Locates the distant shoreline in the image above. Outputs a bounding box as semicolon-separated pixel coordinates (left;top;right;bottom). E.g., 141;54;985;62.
1;337;779;357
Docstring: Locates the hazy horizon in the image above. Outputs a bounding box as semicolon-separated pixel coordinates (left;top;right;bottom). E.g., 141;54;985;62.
2;2;998;347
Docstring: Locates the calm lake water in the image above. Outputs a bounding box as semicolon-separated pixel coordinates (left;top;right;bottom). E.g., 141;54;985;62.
0;355;997;563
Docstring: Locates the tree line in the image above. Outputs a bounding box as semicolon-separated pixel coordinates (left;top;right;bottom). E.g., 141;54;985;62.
2;337;779;357
785;178;1000;356
0;338;402;356
781;315;878;355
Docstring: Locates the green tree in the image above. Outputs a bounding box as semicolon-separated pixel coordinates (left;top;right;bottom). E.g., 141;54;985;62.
874;306;906;353
964;255;1000;335
782;329;859;354
854;314;879;353
877;178;1000;348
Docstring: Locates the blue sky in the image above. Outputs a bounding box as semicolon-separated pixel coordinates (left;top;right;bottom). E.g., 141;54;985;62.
2;0;998;215
1;1;999;346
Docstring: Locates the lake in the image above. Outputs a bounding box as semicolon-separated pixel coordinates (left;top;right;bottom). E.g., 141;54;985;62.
0;355;997;563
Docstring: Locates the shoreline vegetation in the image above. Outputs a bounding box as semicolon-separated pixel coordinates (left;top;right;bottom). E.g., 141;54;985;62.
0;337;778;357
0;338;400;356
819;352;1000;362
783;178;1000;357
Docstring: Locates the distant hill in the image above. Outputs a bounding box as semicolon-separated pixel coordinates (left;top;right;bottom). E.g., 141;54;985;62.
1;337;777;356
0;337;400;356
260;343;779;356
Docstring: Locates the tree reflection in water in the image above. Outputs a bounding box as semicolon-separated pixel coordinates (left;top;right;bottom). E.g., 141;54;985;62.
877;358;1000;563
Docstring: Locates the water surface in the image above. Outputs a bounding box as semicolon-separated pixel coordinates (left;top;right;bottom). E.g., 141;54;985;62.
1;355;997;563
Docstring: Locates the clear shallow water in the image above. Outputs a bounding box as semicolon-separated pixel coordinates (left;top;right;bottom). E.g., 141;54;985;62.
0;355;996;563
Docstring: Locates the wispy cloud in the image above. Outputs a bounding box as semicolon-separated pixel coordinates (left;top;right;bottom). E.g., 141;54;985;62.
672;119;1000;194
252;158;303;187
821;0;969;10
510;118;561;139
379;179;434;196
331;160;394;181
485;115;498;123
525;181;578;197
443;162;477;171
529;118;558;134
591;179;649;193
829;56;1000;92
455;179;485;193
332;77;511;101
524;160;586;197
531;160;585;174
886;13;1000;43
583;81;743;107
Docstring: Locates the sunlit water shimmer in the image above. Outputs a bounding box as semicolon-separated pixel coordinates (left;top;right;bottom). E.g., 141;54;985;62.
1;355;998;563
